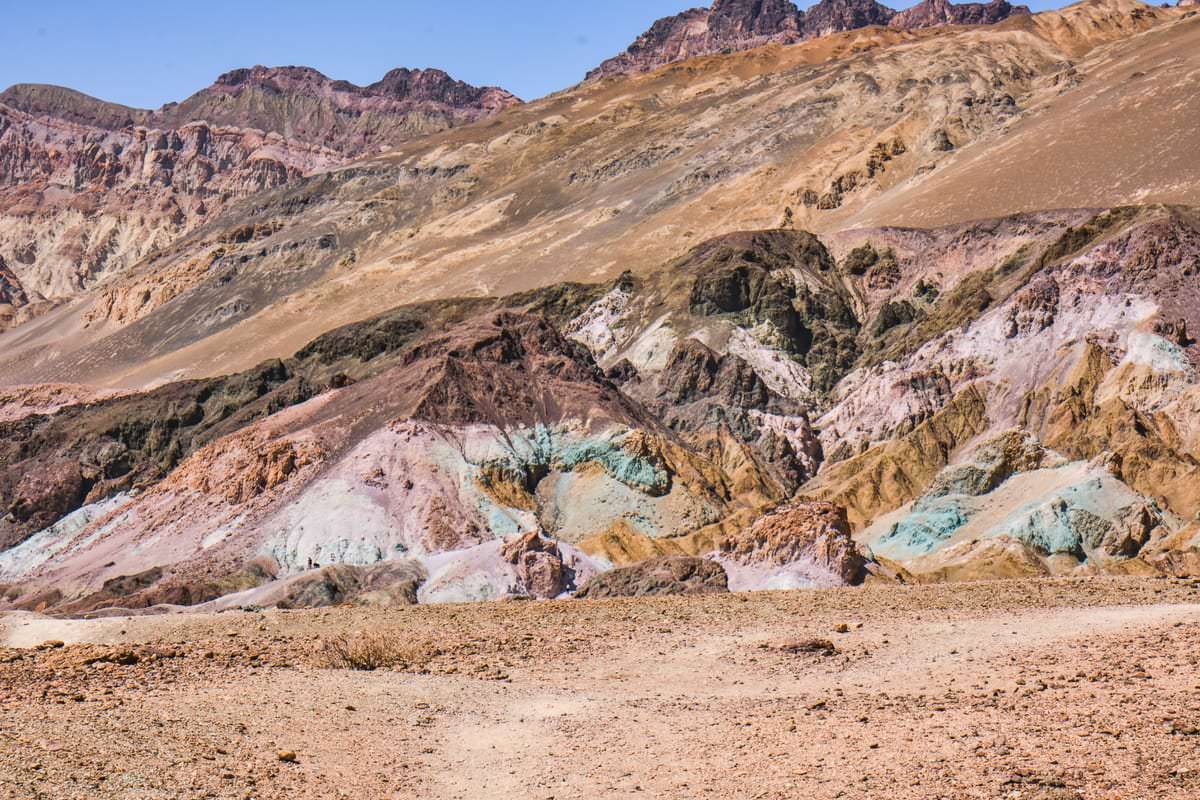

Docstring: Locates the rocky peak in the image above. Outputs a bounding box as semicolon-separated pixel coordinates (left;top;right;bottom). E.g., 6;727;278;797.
708;0;804;37
367;67;519;111
586;2;804;81
0;84;149;130
2;63;520;155
210;65;329;91
159;65;520;146
200;64;519;112
889;0;1030;29
804;0;898;37
0;64;520;314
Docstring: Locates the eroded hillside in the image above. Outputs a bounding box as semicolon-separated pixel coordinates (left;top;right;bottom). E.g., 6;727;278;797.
0;0;1192;392
2;202;1198;612
0;0;1197;613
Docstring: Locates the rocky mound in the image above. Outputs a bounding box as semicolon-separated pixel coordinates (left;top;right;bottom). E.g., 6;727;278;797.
263;562;427;609
501;531;569;599
718;501;868;588
575;557;730;598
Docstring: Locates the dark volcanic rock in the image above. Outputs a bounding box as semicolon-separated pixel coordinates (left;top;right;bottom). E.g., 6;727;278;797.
576;557;730;598
889;0;1030;29
587;0;806;81
0;257;28;309
685;229;834;352
659;339;774;410
588;0;1027;80
709;0;805;38
804;0;898;37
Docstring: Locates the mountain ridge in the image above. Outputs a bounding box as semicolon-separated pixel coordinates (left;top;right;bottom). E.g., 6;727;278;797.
0;64;521;325
587;0;1030;80
1;64;521;148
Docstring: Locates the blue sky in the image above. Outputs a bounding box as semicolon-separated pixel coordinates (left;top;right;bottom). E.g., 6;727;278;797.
3;0;1066;106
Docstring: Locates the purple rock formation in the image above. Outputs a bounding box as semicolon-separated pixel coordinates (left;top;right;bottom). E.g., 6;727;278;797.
588;0;1030;81
889;0;1030;29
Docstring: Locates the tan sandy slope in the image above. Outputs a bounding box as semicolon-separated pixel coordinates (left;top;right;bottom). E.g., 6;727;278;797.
0;0;1193;390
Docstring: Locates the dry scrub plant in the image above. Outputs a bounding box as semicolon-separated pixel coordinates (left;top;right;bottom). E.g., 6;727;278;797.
317;631;439;671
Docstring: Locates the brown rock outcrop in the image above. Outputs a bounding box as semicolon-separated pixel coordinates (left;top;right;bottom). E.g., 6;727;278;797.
576;557;730;598
270;562;427;609
889;0;1029;29
502;532;567;599
588;0;1028;81
720;501;868;584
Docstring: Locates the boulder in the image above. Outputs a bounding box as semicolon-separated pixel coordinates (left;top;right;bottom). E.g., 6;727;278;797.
720;501;868;585
576;557;729;599
502;531;567;599
271;562;427;609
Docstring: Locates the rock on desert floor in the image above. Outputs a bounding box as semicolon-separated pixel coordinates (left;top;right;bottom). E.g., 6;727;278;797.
3;577;1200;799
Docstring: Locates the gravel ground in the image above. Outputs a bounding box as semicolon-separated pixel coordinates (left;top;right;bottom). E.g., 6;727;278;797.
3;576;1200;799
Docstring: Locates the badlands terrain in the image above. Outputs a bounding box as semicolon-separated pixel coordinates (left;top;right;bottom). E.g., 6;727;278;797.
4;578;1200;799
0;0;1199;794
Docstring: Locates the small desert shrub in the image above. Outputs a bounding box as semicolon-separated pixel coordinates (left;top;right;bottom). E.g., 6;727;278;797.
317;631;438;672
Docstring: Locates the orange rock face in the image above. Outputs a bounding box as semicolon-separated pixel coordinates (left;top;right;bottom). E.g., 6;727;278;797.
721;501;868;585
502;532;567;599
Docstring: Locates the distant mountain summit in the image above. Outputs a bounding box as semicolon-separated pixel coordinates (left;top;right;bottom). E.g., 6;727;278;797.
154;66;520;155
1;66;520;157
0;66;520;319
889;0;1030;28
587;0;1029;80
805;0;899;37
586;0;807;81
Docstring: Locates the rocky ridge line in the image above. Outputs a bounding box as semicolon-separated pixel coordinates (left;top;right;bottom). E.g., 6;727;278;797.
588;0;1030;80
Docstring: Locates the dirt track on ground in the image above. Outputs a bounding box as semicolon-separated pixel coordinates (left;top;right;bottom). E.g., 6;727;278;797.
3;577;1200;799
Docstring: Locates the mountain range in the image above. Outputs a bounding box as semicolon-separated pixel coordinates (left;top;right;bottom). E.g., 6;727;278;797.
0;66;519;326
1;0;1199;613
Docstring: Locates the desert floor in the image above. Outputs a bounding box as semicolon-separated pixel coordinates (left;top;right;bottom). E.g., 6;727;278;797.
3;577;1200;799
